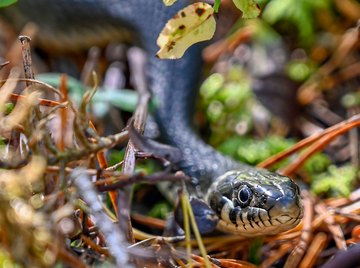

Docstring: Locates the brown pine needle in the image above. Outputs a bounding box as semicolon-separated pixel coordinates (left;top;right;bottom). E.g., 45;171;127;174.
300;232;328;268
81;234;110;257
258;114;360;171
284;190;314;268
280;117;360;176
315;203;346;250
9;93;63;107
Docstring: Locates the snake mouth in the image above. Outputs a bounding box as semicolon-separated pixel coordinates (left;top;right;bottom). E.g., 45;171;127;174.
205;170;304;236
269;195;304;224
216;214;302;236
214;196;303;236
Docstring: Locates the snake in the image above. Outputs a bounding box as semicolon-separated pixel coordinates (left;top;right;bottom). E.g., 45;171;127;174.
0;0;303;236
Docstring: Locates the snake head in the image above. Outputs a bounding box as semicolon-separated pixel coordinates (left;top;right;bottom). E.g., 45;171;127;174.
205;170;303;236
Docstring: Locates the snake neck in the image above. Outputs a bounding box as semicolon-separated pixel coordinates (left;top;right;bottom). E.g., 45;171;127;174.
2;0;243;190
104;0;243;186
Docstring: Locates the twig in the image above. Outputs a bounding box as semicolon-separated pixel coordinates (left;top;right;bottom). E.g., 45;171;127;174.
81;47;100;86
120;47;150;243
47;130;129;165
18;36;35;83
71;168;130;267
58;74;68;152
97;170;189;191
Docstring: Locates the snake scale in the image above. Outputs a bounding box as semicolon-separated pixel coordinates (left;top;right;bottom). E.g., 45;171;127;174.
1;0;303;236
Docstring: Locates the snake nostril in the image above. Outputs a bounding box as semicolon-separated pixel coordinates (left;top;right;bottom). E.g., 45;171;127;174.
280;196;294;207
271;195;302;219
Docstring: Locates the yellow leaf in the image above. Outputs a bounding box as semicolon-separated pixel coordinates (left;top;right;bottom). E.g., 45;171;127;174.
156;2;216;59
163;0;177;6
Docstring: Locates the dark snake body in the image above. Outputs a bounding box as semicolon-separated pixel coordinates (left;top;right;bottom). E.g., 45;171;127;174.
1;0;303;235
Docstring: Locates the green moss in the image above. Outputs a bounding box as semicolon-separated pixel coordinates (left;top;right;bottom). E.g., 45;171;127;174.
311;165;358;197
303;153;331;174
147;202;172;219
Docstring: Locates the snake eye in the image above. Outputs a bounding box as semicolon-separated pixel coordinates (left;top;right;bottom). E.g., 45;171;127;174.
237;185;252;207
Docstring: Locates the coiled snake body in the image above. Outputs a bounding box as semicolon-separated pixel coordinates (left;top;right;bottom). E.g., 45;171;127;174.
1;0;303;236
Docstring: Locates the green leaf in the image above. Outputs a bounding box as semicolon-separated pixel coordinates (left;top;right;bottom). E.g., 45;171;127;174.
0;0;17;8
232;0;261;19
37;73;138;115
157;2;216;59
262;0;331;44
